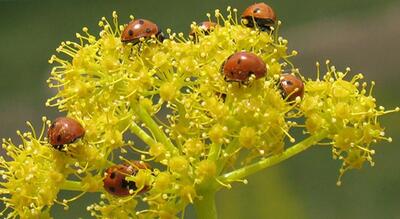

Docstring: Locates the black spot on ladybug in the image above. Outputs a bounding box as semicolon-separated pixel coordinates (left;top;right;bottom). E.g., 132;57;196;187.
110;172;116;179
128;30;134;36
284;80;293;85
50;123;55;129
57;135;62;142
145;28;151;33
139;19;144;24
109;187;115;193
237;59;241;64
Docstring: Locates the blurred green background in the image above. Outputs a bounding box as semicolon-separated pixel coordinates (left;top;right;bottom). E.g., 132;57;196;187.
1;0;399;218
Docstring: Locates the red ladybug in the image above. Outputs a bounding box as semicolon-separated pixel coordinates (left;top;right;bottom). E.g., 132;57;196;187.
278;74;304;101
222;51;266;83
189;21;217;38
241;3;277;31
103;161;151;197
121;19;164;44
47;117;85;150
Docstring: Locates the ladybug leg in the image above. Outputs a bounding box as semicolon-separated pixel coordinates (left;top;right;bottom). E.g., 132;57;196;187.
223;77;238;83
259;26;272;32
52;144;66;152
156;31;165;43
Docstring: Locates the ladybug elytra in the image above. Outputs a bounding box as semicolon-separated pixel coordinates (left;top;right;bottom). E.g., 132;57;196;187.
47;117;85;151
241;3;277;31
222;51;266;83
121;19;164;45
278;74;304;101
103;161;151;197
189;21;217;39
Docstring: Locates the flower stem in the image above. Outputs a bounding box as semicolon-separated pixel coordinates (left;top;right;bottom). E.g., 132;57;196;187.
194;189;218;219
218;131;327;184
60;180;84;191
130;122;157;146
208;143;220;161
136;105;177;153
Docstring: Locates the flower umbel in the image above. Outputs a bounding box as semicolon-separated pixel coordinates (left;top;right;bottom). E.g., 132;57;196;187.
1;3;398;219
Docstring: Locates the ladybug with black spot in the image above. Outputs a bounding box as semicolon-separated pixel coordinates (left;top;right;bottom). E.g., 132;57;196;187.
241;3;277;31
189;21;217;39
47;117;85;151
121;19;164;45
278;74;304;101
103;161;151;197
222;51;266;83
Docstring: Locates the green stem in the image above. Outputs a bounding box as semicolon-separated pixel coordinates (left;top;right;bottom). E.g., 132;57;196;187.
207;143;220;161
218;131;327;184
215;138;239;174
130;122;157;146
60;180;84;192
194;190;218;219
136;104;177;153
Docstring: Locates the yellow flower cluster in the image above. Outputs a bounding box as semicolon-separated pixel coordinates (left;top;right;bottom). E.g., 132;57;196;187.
0;5;397;219
0;118;67;218
301;62;398;185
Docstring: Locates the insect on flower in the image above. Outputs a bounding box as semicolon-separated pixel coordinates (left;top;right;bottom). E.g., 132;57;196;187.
103;161;151;196
222;51;266;83
47;117;85;150
189;21;218;39
278;73;304;101
241;2;277;31
121;19;164;44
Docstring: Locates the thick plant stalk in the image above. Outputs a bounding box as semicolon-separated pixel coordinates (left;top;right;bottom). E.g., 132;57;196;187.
219;131;328;183
194;189;218;219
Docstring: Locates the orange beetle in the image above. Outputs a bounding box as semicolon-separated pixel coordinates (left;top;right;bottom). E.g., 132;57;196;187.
103;161;151;197
241;3;277;31
189;21;217;38
121;19;164;44
222;51;266;83
278;74;304;101
47;117;85;150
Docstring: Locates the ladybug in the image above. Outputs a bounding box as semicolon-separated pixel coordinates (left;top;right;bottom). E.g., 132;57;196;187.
47;117;85;150
222;51;266;83
189;21;217;38
103;161;151;197
121;19;164;44
241;3;277;31
278;74;304;101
